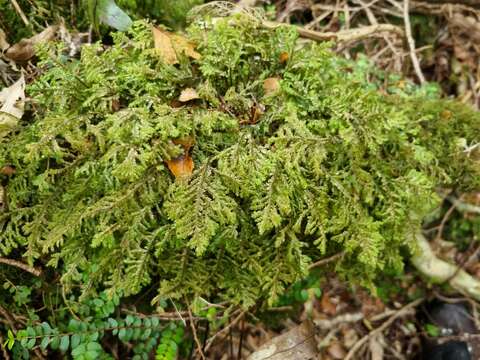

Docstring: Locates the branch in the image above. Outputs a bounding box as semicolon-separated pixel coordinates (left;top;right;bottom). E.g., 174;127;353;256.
0;257;42;276
264;21;404;43
403;0;426;84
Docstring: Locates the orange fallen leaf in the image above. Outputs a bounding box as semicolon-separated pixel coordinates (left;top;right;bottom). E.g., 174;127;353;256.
152;26;200;65
5;26;57;61
263;77;280;95
166;154;194;178
279;51;289;64
179;88;199;102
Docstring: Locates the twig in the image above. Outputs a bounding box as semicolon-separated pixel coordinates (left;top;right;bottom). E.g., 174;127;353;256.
345;297;424;360
187;302;206;360
435;202;456;241
264;21;404;43
9;0;29;26
204;310;246;352
0;257;41;276
309;251;345;269
403;0;426;84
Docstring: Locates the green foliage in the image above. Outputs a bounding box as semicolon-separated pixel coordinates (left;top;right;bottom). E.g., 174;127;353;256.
0;13;479;358
155;324;184;360
13;305;184;359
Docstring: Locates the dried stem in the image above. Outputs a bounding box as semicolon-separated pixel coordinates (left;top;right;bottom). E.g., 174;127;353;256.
0;257;41;276
403;0;426;84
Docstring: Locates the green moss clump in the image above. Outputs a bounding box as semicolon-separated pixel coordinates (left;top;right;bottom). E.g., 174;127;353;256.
1;16;479;307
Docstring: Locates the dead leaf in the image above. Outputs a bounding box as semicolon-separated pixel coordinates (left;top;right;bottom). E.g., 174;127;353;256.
179;88;199;102
5;26;57;61
152;26;200;65
263;77;280;95
0;28;9;51
247;320;318;360
279;51;289;64
327;341;346;359
0;166;16;176
0;75;25;139
321;292;337;316
166;154;194;178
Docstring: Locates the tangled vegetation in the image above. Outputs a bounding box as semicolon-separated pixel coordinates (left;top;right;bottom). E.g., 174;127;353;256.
1;9;479;358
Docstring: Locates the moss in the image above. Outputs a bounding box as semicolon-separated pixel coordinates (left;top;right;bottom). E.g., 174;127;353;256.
0;15;479;307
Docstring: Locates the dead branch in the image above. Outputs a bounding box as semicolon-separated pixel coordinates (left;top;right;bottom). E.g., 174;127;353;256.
403;0;426;84
264;21;404;43
187;303;206;360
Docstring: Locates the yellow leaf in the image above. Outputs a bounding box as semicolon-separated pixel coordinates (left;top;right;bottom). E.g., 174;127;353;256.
152;26;200;65
179;88;199;102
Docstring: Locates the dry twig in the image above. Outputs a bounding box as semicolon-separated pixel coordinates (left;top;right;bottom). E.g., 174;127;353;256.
403;0;426;84
9;0;29;26
0;257;41;276
204;310;246;352
187;302;206;360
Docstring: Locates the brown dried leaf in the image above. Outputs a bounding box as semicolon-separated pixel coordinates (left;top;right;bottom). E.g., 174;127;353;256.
152;26;200;65
263;77;280;95
0;75;25;139
5;26;57;61
247;321;318;360
166;154;194;178
320;292;337;316
179;88;199;102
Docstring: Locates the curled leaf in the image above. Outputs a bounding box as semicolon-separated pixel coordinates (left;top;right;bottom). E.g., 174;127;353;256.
166;154;194;179
5;26;57;61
